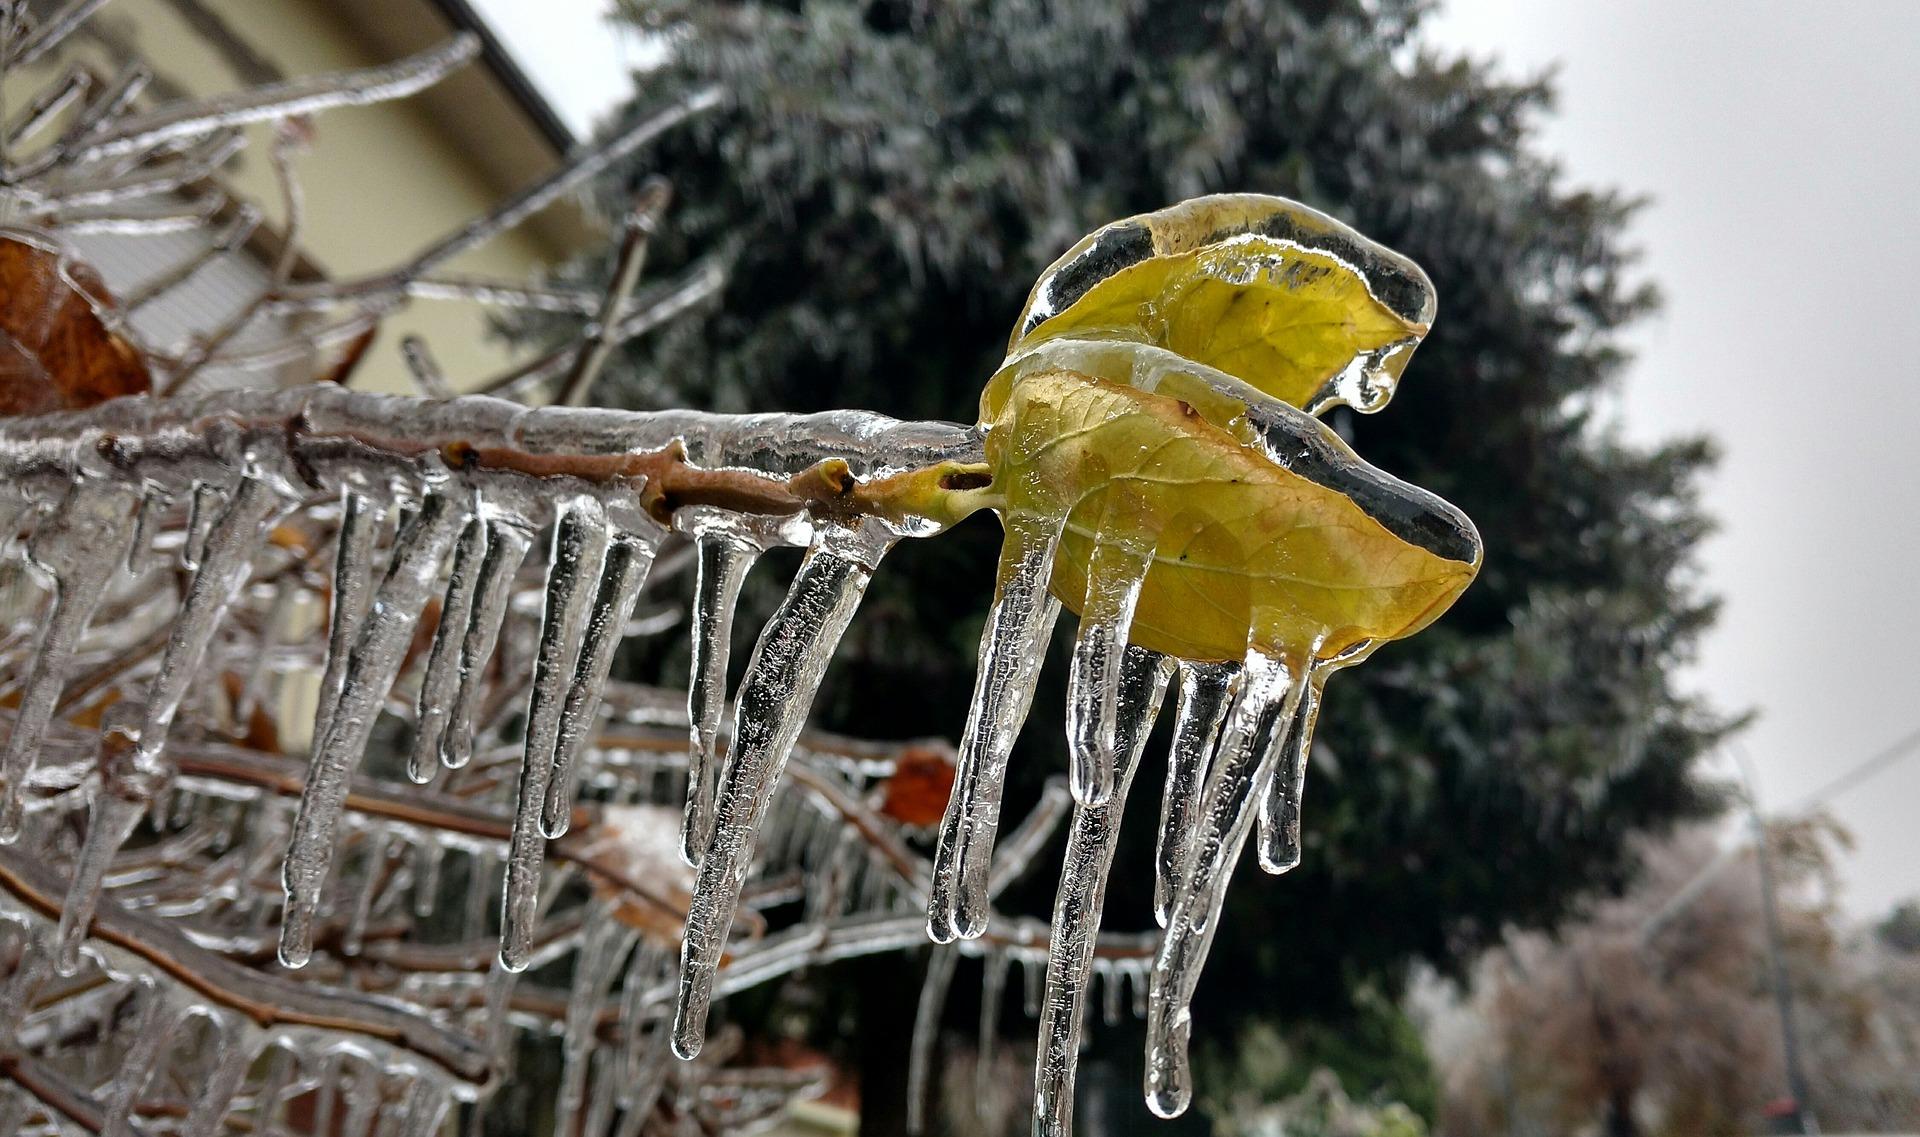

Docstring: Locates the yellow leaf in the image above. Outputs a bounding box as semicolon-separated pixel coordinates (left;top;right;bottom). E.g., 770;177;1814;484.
1009;194;1435;414
981;349;1479;665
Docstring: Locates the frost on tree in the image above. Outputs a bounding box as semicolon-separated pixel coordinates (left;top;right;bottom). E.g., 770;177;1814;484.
0;7;1479;1136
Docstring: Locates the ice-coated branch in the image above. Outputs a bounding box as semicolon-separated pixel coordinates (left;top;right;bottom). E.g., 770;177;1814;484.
266;87;725;317
0;848;490;1080
2;0;108;70
0;1050;149;1137
68;35;481;162
557;179;671;407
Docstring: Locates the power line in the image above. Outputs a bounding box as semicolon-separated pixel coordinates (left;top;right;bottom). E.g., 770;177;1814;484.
1783;721;1920;816
1639;723;1920;940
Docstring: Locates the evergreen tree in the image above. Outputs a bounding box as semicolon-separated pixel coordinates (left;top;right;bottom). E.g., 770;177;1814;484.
550;0;1731;1124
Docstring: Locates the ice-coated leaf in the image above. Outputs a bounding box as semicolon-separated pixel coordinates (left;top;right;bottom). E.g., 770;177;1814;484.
980;361;1479;665
0;230;150;416
1009;194;1435;414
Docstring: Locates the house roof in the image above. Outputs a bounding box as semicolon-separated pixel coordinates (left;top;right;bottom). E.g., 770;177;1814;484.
326;0;599;257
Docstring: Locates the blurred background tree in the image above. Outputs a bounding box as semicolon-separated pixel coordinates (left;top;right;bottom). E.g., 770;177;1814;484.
516;0;1734;1128
1434;819;1920;1137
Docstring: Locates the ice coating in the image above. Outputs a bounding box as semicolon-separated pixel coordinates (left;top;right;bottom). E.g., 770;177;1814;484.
1009;193;1436;417
73;35;481;162
0;126;1485;1130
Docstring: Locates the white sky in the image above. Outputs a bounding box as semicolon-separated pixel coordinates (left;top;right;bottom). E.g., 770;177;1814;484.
1424;2;1920;918
483;2;1920;917
467;0;656;139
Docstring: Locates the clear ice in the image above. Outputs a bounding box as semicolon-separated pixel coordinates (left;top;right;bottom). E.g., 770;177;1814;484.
0;27;1486;1129
928;512;1063;944
672;521;894;1058
1036;646;1171;1136
282;492;464;968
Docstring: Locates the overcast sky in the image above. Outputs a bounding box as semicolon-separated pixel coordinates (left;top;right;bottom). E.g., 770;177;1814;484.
480;1;1920;918
1422;1;1920;918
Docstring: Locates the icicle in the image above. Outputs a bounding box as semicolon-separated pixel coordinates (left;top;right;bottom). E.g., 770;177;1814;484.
400;335;454;398
1022;954;1044;1019
253;1043;294;1133
312;1054;343;1137
181;1018;251;1137
56;712;160;974
1034;647;1171;1137
0;496;32;559
543;529;662;837
0;932;50;1038
681;521;761;865
907;945;959;1137
236;577;297;726
396;1074;450;1137
499;501;611;971
1155;661;1238;927
317;492;382;749
1258;673;1325;874
614;1032;670;1137
1102;960;1124;1027
1064;537;1153;807
670;523;892;1060
0;482;138;840
464;851;495;940
442;520;533;770
413;841;445;918
582;1052;619;1137
127;486;168;575
976;949;1010;1103
0;1086;22;1137
619;944;665;1064
559;923;633;1133
181;481;225;571
410;516;487;784
1144;652;1307;1120
281;493;463;968
929;513;1064;943
339;1060;380;1137
138;477;284;769
483;962;518;1067
342;829;391;957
